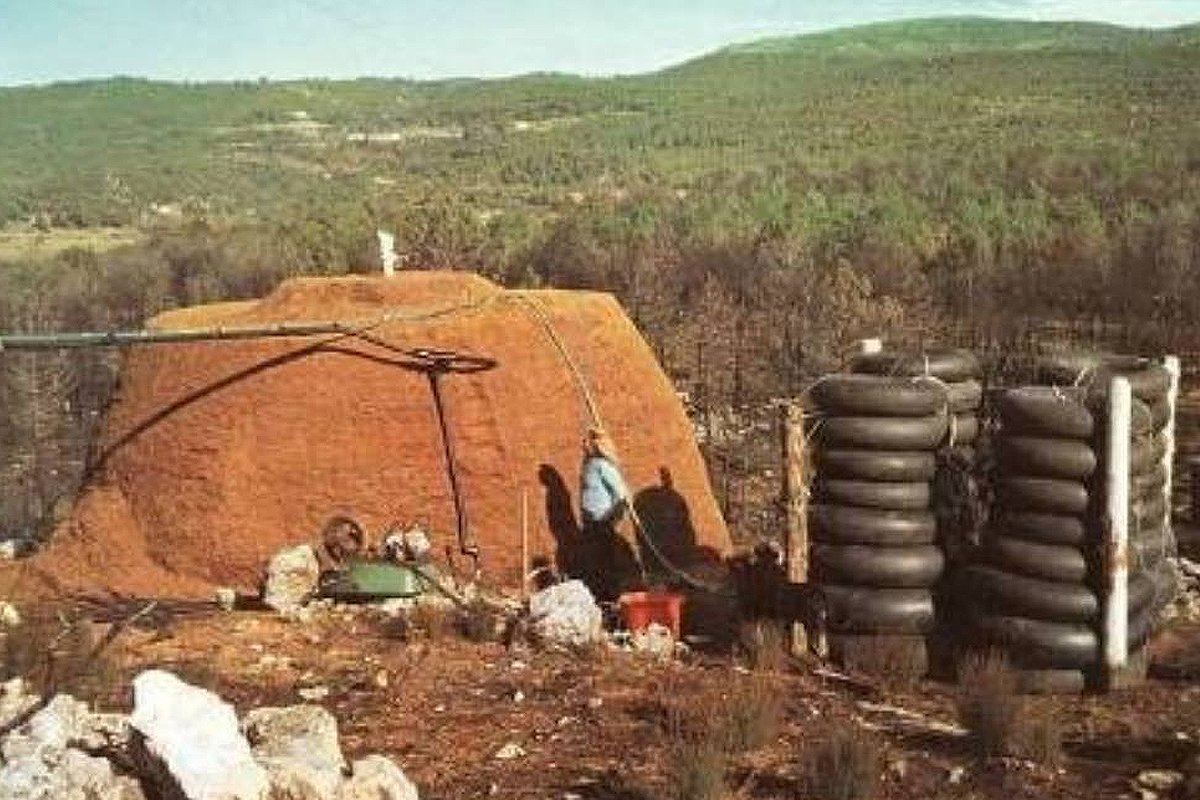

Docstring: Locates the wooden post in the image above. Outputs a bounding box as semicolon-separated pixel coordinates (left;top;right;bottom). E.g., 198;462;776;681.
1162;355;1181;554
1103;376;1132;687
520;488;530;601
782;401;809;655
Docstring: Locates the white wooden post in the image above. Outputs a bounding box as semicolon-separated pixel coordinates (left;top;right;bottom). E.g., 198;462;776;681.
1103;376;1132;680
1162;355;1181;554
377;229;397;277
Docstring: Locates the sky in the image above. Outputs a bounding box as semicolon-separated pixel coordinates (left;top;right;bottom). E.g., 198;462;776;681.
1;0;1199;86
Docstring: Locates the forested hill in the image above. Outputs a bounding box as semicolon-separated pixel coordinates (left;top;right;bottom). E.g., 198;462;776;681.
2;17;1198;232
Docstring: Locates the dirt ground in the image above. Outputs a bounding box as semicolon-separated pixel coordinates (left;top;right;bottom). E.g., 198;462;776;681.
62;600;1200;800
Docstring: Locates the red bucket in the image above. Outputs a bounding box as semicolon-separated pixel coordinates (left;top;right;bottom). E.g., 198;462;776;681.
618;591;684;638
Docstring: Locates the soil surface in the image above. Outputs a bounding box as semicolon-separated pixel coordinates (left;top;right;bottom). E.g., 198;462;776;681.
65;602;1200;800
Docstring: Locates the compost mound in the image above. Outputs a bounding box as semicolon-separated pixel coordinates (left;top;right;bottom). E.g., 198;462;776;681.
31;273;729;598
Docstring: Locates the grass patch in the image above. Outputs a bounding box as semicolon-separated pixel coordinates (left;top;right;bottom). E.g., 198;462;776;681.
799;720;884;800
955;650;1062;763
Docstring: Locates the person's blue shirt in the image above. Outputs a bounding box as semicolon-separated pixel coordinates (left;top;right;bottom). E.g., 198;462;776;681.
580;455;629;524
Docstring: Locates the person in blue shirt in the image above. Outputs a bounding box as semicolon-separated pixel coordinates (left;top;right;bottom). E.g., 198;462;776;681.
577;426;639;601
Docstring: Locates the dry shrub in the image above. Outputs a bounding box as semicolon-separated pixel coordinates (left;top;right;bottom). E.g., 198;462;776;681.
1016;709;1063;766
2;611;120;706
955;650;1064;763
454;599;499;643
725;672;783;752
661;679;730;800
956;650;1021;760
656;668;783;798
738;619;787;673
799;720;883;800
850;635;926;691
407;602;453;642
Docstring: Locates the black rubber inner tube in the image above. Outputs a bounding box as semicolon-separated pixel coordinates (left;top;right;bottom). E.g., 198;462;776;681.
817;414;949;451
970;612;1099;669
809;374;946;417
946;380;983;413
992;511;1088;546
996;387;1093;439
951;413;979;445
852;348;981;382
1040;355;1169;401
998;477;1090;515
985;536;1088;583
812;543;945;588
965;564;1098;623
808;504;938;546
815;479;931;511
996;436;1097;480
820;585;936;634
816;449;937;482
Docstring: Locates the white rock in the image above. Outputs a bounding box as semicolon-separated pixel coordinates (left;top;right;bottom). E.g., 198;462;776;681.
1;694;121;761
947;765;966;784
298;685;330;702
244;704;346;800
0;677;37;727
129;670;270;800
0;600;21;627
339;755;419;800
215;587;237;612
528;581;603;648
401;528;431;561
0;746;145;800
1137;770;1184;792
631;622;675;660
494;742;525;760
262;545;320;613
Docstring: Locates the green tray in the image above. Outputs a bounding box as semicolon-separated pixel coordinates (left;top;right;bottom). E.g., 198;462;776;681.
321;560;425;600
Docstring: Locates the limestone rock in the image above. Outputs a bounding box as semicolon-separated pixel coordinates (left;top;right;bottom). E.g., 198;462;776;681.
129;669;269;800
528;580;603;649
631;622;674;659
243;705;345;800
0;746;145;800
263;545;320;613
339;755;419;800
0;600;21;627
1137;770;1184;792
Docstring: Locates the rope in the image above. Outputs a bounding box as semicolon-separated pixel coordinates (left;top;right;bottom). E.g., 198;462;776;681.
514;293;735;598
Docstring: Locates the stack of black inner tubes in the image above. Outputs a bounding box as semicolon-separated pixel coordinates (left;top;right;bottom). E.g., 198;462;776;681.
968;386;1101;693
807;372;950;671
853;348;984;466
1039;354;1178;663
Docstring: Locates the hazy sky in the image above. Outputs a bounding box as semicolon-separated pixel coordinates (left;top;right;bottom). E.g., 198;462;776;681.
2;0;1199;86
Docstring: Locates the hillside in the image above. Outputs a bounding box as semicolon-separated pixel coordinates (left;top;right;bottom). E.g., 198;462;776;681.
2;17;1198;232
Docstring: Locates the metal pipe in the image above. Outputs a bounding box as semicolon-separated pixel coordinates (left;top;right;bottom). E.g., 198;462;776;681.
424;356;479;566
1103;376;1132;679
0;322;363;352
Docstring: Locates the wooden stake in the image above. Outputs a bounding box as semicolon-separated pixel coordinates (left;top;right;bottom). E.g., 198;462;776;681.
782;401;809;655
